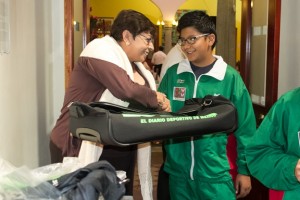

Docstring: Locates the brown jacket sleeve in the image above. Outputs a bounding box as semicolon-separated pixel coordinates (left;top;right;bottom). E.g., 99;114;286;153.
77;57;158;108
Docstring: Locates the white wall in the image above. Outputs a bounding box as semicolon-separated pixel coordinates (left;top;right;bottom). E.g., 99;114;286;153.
0;0;64;168
278;0;300;97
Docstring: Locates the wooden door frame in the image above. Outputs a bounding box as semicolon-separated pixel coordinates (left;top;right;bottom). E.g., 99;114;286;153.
240;0;281;124
64;0;89;89
64;0;73;89
239;2;281;199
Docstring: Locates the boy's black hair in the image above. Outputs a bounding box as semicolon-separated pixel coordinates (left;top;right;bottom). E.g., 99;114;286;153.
177;10;217;49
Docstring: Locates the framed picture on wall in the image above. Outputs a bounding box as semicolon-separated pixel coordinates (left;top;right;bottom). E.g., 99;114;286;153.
90;17;114;40
0;0;10;54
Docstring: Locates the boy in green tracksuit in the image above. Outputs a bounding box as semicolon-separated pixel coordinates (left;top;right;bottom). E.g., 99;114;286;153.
246;87;300;200
158;11;256;199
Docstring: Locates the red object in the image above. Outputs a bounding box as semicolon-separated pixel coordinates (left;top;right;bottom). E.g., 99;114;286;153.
269;189;284;200
226;134;238;181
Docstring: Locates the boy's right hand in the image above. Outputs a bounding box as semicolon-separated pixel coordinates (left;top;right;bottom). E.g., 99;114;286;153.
156;92;171;112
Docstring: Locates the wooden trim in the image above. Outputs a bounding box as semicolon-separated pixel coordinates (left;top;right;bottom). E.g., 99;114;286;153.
64;0;74;89
82;0;90;48
265;0;281;109
240;0;252;89
64;0;89;88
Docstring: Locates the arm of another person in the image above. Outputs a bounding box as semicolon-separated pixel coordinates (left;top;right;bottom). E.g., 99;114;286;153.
246;98;300;191
160;44;186;81
151;52;156;65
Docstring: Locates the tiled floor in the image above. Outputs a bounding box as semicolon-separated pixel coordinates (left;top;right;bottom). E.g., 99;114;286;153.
133;145;163;200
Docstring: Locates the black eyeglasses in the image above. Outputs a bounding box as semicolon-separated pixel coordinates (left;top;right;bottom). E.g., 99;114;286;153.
177;34;209;46
139;34;154;45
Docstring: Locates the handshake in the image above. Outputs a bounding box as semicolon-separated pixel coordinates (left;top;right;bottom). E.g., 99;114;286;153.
156;92;171;112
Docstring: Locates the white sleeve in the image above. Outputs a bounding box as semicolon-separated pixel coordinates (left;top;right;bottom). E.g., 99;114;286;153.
137;142;153;200
160;44;186;81
151;53;155;64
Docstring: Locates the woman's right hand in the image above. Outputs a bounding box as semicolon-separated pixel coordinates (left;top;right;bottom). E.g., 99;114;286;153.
156;92;171;112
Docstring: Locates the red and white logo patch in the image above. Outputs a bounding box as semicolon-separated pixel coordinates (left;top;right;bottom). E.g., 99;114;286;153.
173;87;186;101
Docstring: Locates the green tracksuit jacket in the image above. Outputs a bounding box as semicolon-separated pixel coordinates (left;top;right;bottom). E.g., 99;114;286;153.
158;55;256;184
246;87;300;200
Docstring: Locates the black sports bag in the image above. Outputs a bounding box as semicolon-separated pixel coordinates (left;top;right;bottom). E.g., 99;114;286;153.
69;95;237;147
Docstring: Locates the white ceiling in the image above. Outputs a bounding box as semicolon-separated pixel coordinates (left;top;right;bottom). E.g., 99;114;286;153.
151;0;186;21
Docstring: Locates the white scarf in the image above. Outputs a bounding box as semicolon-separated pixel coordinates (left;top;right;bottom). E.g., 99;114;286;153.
79;35;154;200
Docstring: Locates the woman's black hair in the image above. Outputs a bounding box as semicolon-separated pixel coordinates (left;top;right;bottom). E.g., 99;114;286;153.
111;10;156;41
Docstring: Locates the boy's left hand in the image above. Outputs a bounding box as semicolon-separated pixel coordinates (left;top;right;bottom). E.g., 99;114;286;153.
235;174;252;199
294;159;300;182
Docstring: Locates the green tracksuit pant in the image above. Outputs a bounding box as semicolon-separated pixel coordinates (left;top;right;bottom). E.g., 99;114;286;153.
169;175;236;200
